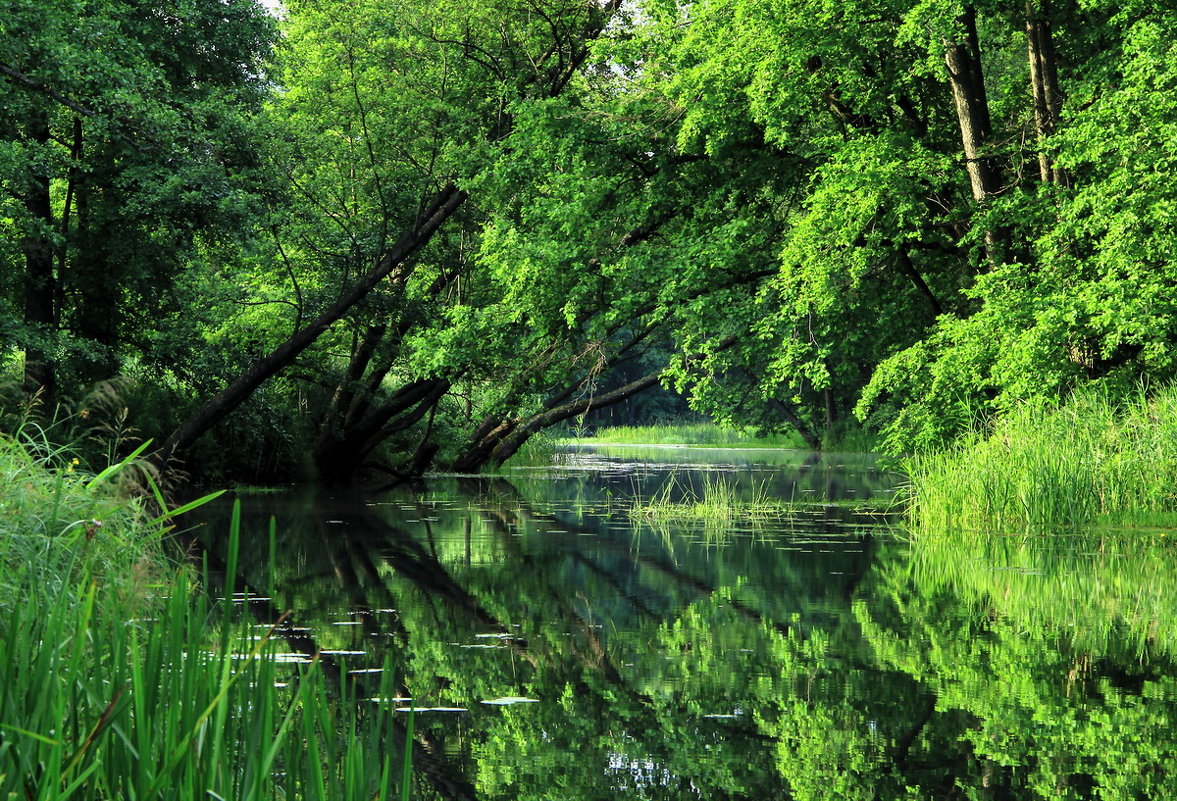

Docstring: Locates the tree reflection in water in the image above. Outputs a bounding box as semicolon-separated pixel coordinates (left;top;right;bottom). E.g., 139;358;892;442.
195;450;1177;800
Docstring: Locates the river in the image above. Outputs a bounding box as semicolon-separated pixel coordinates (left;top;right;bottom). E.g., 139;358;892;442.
191;444;1177;800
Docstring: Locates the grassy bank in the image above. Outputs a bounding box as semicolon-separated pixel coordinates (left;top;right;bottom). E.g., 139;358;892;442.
565;423;808;448
904;386;1177;533
0;435;412;800
565;422;880;451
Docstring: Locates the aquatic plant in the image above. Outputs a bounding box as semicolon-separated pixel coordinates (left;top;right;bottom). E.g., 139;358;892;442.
629;474;799;526
0;438;415;800
904;385;1177;532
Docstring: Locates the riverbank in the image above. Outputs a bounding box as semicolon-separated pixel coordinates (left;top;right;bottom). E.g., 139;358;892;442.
904;386;1177;533
0;435;411;800
562;422;878;451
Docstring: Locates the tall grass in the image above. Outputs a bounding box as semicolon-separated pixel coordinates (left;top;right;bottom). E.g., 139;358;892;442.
905;386;1177;533
567;423;807;448
629;474;797;525
0;433;174;615
0;434;414;800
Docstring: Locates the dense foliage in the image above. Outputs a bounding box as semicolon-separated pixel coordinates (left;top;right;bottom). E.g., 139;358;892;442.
3;0;1176;479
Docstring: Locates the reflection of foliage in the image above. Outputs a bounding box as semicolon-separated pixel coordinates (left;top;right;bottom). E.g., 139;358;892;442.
773;700;887;801
198;468;1177;800
860;541;1177;800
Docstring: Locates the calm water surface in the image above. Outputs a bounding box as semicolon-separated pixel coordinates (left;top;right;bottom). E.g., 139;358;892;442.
194;446;1177;800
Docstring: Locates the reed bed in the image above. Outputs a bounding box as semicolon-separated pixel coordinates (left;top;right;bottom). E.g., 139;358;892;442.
0;434;413;800
905;386;1177;533
629;475;798;525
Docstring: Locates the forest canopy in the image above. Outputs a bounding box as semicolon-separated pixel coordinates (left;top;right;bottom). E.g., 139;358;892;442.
2;0;1175;480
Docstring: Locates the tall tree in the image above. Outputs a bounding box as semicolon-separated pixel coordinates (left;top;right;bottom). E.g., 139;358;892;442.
151;0;626;473
0;0;276;402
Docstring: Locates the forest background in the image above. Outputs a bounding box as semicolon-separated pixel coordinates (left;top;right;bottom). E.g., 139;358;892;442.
3;0;1175;484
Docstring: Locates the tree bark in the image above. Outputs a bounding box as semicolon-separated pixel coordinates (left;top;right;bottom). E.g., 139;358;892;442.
944;7;1009;265
944;8;999;205
21;109;56;402
1026;1;1069;187
152;183;468;472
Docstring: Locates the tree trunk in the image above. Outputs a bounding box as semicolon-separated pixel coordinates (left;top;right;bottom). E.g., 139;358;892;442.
55;117;82;322
72;190;121;383
944;7;1007;264
1026;1;1069;186
944;8;999;204
353;380;450;463
151;3;627;476
896;246;943;316
483;370;665;469
767;397;822;450
315;323;387;456
21;109;56;403
152;183;468;472
455;337;740;472
314;378;451;480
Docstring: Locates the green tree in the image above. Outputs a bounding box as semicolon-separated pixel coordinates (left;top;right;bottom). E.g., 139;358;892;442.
0;0;276;407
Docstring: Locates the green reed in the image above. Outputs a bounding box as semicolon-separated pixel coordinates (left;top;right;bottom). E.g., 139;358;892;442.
629;474;797;525
904;385;1177;533
0;435;414;800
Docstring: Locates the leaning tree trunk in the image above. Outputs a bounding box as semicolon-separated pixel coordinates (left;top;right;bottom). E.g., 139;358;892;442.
314;322;387;458
454;336;741;472
151;184;468;472
151;2;625;476
468;370;665;472
314;378;451;481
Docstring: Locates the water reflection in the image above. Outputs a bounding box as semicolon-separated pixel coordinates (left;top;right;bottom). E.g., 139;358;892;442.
190;447;1177;800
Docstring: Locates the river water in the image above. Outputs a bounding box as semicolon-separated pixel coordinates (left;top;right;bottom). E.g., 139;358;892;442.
193;445;1177;800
